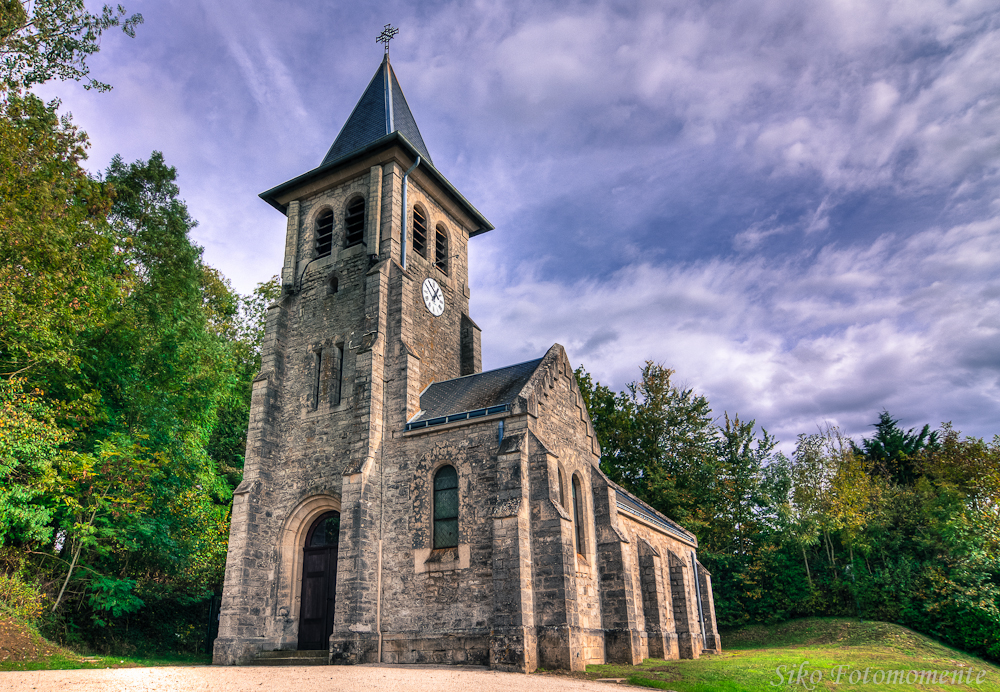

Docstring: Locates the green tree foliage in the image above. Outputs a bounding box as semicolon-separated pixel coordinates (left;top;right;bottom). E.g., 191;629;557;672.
578;363;1000;660
1;0;142;92
207;274;281;488
855;410;939;485
0;378;66;544
577;362;718;529
0;93;120;393
0;100;253;653
34;152;242;642
0;2;251;654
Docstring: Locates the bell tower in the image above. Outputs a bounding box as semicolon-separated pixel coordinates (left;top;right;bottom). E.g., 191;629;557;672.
260;46;492;395
214;43;493;664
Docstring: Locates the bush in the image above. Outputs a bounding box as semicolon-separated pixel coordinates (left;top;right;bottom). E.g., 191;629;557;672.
0;571;46;623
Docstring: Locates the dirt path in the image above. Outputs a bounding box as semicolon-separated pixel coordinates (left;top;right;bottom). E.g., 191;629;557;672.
0;664;615;692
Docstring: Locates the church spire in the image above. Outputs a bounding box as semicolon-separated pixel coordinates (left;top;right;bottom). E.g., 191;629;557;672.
321;33;432;167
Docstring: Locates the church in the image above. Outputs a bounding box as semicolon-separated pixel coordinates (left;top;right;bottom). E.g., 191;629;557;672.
213;38;721;672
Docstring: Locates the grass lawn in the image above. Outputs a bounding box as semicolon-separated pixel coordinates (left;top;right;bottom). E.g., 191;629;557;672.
584;618;1000;691
0;652;211;672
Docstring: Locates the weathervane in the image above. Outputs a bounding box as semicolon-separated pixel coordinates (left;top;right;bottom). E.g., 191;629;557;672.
377;24;399;57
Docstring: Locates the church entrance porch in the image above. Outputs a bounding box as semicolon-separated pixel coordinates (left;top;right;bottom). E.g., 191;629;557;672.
298;512;340;650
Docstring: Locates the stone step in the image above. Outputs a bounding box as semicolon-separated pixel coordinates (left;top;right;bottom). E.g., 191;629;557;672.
254;650;328;666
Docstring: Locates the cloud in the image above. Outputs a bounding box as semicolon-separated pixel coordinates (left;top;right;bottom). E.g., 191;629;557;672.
472;213;1000;449
28;0;1000;449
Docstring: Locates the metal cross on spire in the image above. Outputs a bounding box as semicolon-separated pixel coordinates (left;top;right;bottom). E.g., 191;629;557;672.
377;24;399;57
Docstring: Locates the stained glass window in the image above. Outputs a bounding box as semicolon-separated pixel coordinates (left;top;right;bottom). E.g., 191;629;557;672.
572;475;585;555
433;466;459;549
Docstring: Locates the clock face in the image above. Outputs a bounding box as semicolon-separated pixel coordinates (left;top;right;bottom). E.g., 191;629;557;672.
422;277;445;316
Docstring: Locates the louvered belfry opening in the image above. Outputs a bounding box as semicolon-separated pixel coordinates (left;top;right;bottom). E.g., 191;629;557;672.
412;206;428;257
345;197;365;247
315;210;334;257
435;226;448;275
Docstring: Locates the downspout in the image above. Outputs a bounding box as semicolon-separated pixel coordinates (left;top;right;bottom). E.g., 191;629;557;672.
399;155;420;269
377;49;395;668
377;532;383;661
691;551;707;649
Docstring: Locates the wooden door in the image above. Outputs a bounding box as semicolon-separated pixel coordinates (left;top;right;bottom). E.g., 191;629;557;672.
297;512;340;650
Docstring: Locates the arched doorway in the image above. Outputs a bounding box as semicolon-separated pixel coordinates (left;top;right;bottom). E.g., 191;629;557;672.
297;511;340;650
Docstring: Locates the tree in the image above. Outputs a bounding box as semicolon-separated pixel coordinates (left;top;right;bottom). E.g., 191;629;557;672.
856;411;939;485
576;361;1000;657
1;0;142;92
206;273;281;488
0;9;250;650
711;414;781;556
577;362;717;528
0;93;120;394
0;378;66;545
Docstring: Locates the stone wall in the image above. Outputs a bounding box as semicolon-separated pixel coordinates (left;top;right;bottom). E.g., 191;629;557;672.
373;415;504;665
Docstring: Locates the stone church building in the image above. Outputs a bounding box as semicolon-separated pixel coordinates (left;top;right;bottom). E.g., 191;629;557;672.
213;51;721;672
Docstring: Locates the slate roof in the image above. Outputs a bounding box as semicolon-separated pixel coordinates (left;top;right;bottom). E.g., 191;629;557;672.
259;57;492;236
321;56;432;167
614;489;695;543
410;358;544;424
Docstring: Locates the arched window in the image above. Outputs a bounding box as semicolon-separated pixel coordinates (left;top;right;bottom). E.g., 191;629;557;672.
306;511;341;548
572;475;585;555
558;467;567;508
412;206;428;258
434;225;449;275
345;197;365;247
328;275;339;295
315;209;334;257
433;465;459;549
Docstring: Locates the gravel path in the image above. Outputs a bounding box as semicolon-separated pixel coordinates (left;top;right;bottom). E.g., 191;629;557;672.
0;664;616;692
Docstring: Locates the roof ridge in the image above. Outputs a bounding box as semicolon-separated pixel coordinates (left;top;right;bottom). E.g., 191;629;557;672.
428;356;544;385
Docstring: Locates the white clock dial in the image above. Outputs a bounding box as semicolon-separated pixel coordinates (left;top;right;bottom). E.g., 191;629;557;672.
422;277;445;316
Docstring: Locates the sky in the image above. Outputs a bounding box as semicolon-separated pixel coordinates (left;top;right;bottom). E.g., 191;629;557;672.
36;0;1000;451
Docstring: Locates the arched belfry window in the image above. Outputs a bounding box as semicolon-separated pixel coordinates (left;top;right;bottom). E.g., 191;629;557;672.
572;474;586;555
433;465;459;549
435;225;449;275
345;197;365;247
315;209;334;257
412;206;428;258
